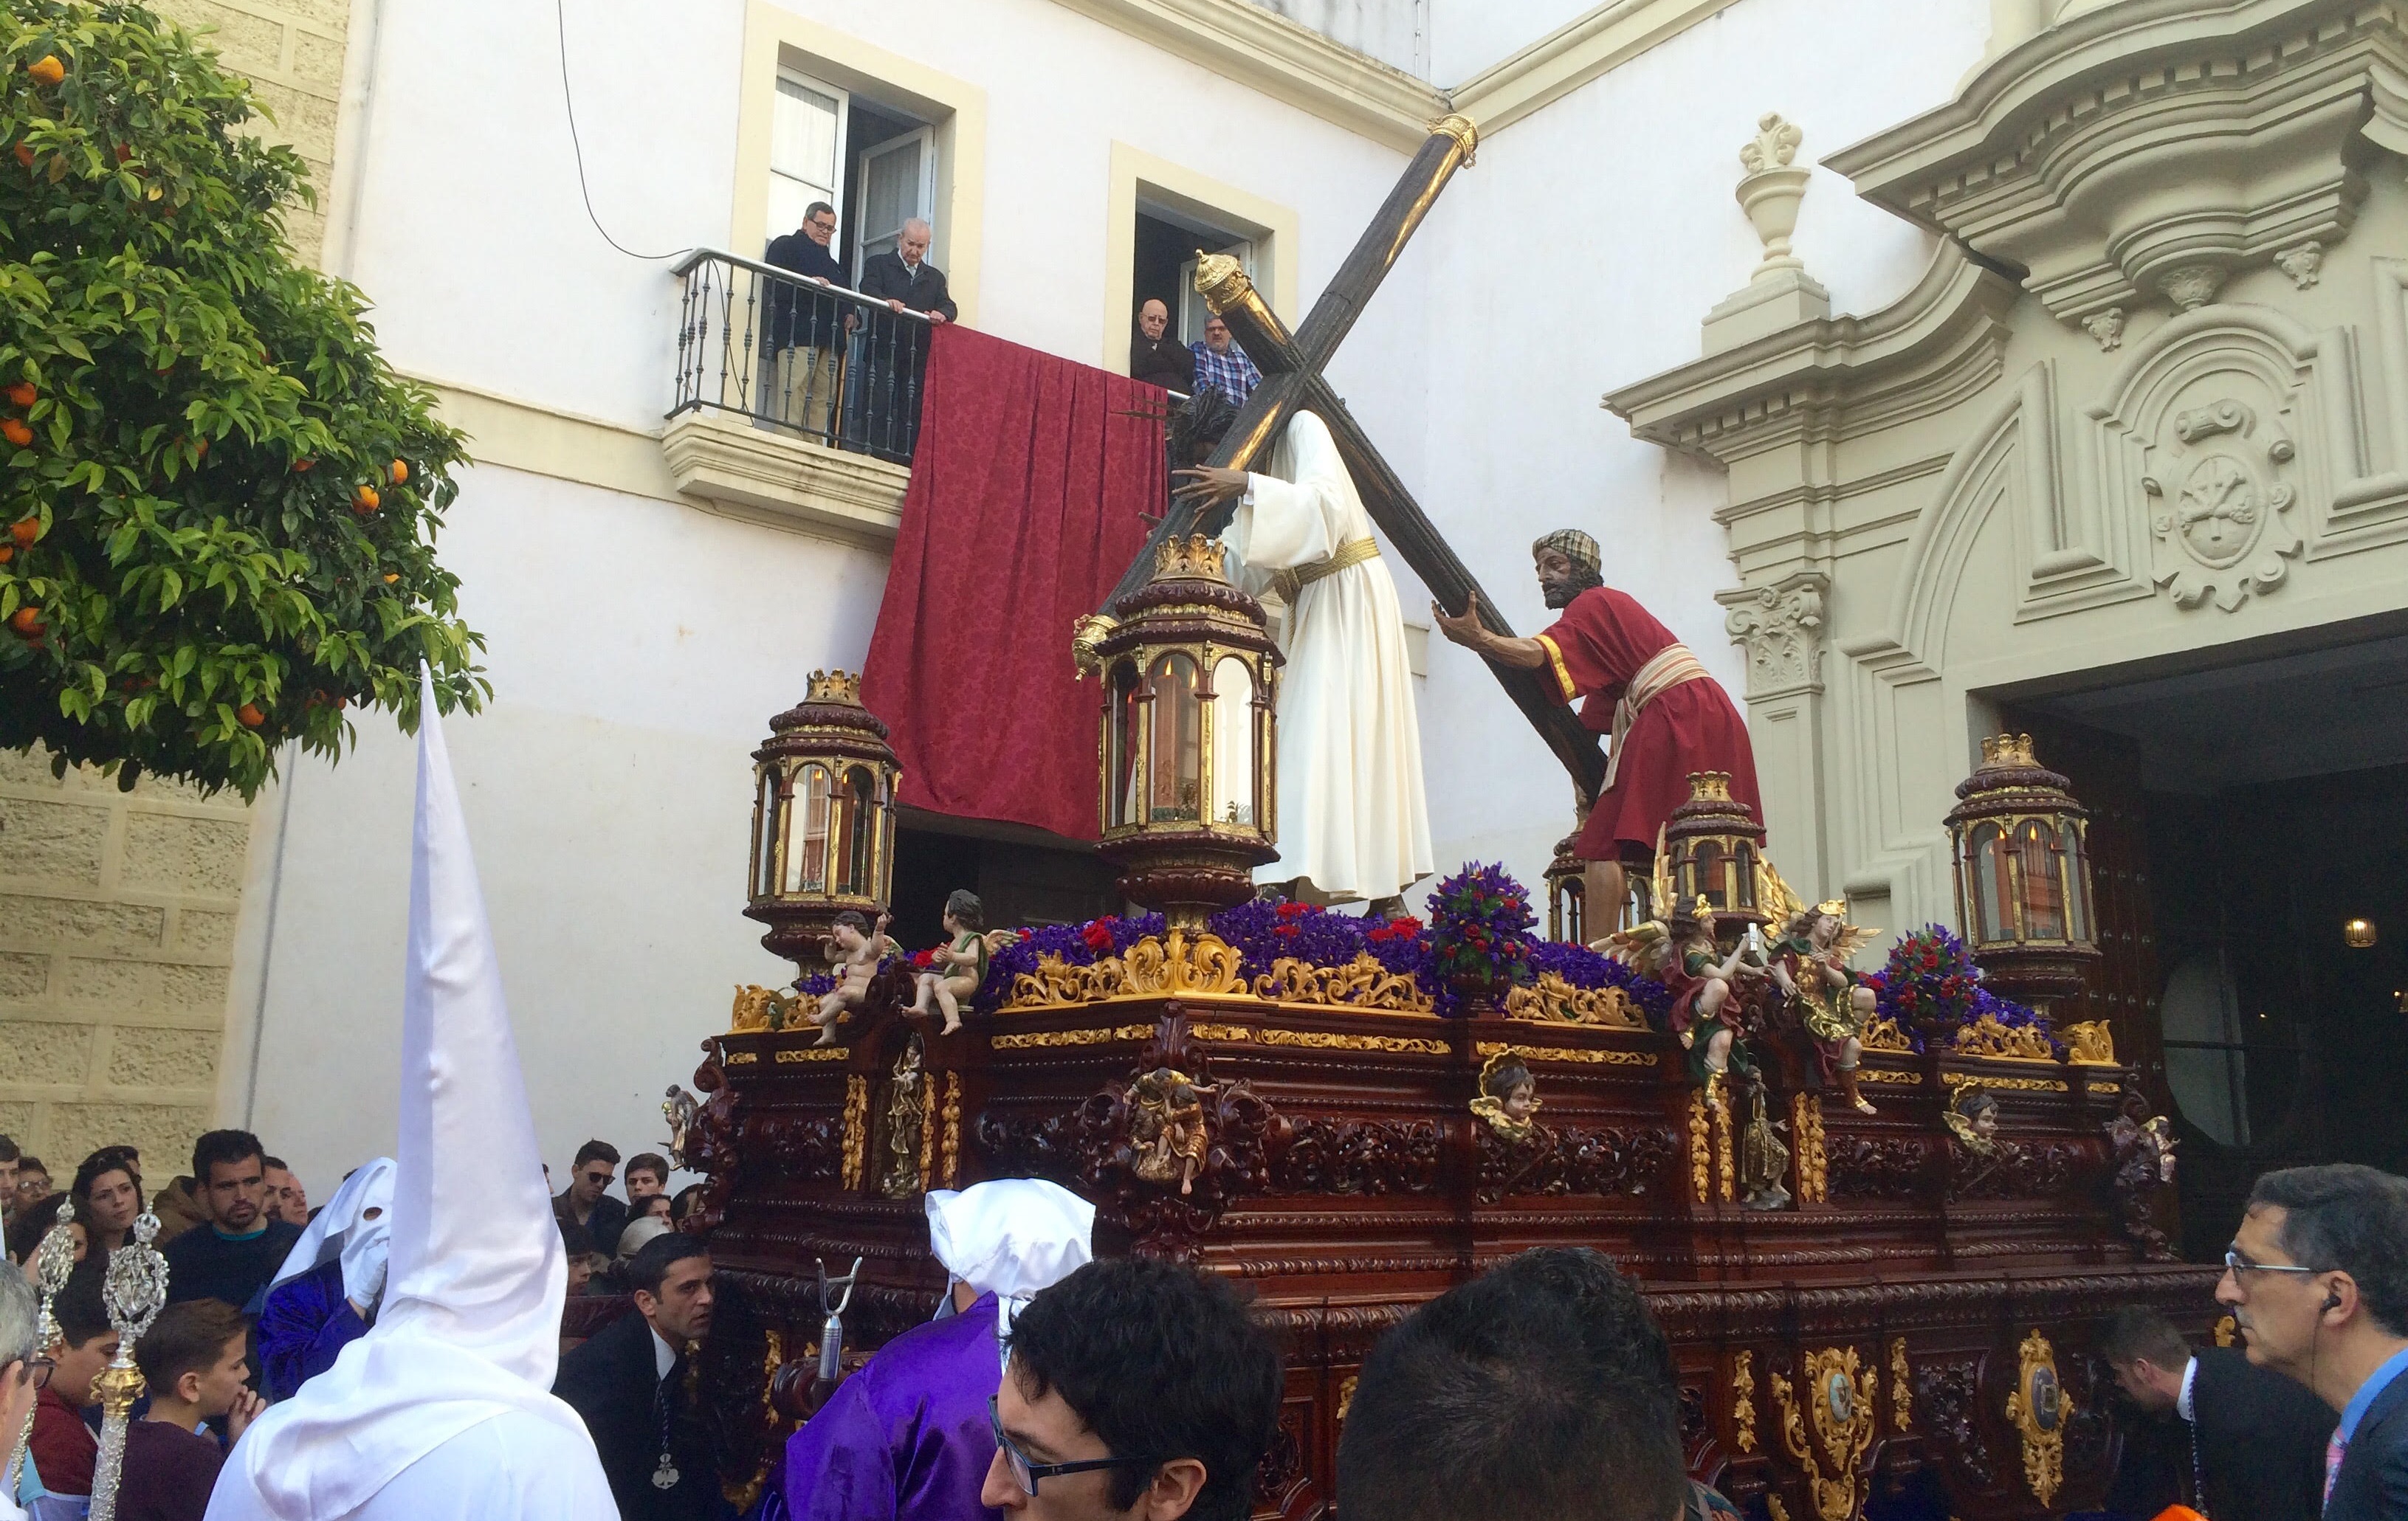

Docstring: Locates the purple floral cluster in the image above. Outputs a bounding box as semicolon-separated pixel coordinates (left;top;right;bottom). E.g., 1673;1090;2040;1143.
1871;924;1982;1029
1970;986;2065;1057
971;914;1165;1015
1425;863;1538;1013
1528;938;1675;1029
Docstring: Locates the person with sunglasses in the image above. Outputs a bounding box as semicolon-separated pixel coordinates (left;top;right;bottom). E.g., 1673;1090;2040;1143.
2218;1163;2408;1521
1;1260;44;1521
981;1259;1280;1521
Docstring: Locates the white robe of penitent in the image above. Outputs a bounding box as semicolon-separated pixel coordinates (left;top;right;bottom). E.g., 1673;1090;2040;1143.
1222;410;1433;902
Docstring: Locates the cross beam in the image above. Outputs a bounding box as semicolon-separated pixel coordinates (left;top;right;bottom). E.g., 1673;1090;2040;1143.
1107;116;1608;798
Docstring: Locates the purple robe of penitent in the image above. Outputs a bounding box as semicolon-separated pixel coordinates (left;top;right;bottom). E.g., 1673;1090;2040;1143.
780;1292;1004;1521
258;1258;372;1401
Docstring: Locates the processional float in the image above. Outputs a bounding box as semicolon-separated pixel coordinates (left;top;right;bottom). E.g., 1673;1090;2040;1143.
672;119;2213;1521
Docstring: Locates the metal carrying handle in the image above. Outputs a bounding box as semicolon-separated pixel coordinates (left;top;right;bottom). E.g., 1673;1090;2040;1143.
815;1256;864;1383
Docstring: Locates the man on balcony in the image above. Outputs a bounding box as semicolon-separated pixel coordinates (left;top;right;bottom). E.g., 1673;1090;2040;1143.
856;218;957;460
763;201;851;440
1189;314;1261;407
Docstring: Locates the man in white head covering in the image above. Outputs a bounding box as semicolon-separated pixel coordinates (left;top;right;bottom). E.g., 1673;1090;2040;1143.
206;671;616;1520
256;1158;396;1400
777;1179;1094;1520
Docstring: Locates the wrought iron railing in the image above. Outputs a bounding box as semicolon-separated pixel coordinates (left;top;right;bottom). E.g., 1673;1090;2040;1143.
671;249;935;464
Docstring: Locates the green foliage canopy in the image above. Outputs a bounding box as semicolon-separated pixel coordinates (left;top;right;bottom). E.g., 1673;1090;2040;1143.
0;0;485;800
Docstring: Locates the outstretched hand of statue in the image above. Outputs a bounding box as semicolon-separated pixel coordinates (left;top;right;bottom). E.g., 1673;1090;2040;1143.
1430;591;1488;647
1172;466;1248;511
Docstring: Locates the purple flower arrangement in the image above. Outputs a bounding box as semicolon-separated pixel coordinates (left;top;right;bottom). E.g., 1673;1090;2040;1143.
1425;863;1538;1013
971;914;1166;1015
1874;925;1983;1029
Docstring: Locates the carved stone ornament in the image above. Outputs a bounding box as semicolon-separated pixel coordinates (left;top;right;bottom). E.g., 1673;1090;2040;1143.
2082;307;2125;351
1739;111;1804;174
2273;240;2324;289
1772;1347;1879;1521
2157;263;2226;311
1724;579;1825;696
2003;1328;2071;1508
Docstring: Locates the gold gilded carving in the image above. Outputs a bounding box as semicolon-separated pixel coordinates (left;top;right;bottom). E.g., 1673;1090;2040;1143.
1858;1067;1922;1086
2063;1021;2117;1065
991;1024;1156;1049
1947;1072;2068;1094
1194;1022;1449;1055
1888;1337;1912;1432
1711;1074;1735;1203
1688;1090;1712;1204
1336;1374;1360;1424
1503;972;1648;1028
774;1046;848;1063
1473;1041;1652;1066
839;1075;870;1191
1767;1500;1792;1521
730;983;799;1033
2213;1314;2237;1348
1191;252;1253;314
1253;953;1434;1013
1790;1091;1828;1203
2004;1329;2071;1508
726;1050;760;1066
940;1072;963;1188
1428;111;1479;163
1953;1015;2057;1062
729;1328;787;1513
1860;1015;1914;1053
1127;1068;1214;1193
1772;1348;1879;1521
1003;931;1253;1010
1732;1351;1759;1453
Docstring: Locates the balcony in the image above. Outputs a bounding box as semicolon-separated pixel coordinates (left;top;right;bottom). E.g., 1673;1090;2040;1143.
664;250;932;542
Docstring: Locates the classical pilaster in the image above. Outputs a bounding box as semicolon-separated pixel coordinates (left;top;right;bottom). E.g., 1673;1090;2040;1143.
1718;571;1829;895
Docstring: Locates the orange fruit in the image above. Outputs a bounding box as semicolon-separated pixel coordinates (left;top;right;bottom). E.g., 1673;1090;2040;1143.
0;545;12;565
192;437;207;458
0;419;30;448
10;518;36;548
388;458;409;485
4;382;33;407
8;606;41;638
27;56;63;86
114;143;130;163
352;484;380;514
292;457;314;472
235;703;265;728
382;572;399;584
10;144;29;169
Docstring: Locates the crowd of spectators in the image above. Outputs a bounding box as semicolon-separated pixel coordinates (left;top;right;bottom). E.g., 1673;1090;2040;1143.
1127;299;1263;408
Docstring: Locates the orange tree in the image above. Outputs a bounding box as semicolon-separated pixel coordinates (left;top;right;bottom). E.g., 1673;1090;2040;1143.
1;0;482;799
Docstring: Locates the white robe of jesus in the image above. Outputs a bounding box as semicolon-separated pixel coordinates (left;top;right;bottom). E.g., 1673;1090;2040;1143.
1222;410;1434;902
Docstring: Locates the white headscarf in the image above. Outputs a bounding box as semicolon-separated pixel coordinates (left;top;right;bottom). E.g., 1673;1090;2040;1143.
925;1179;1095;1359
269;1158;397;1310
207;669;608;1520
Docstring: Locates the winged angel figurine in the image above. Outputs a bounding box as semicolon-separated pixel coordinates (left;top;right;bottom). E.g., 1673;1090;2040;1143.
1759;863;1882;1114
1606;846;1764;1086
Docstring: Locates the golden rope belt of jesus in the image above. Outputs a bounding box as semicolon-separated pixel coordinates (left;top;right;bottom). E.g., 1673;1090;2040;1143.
1270;537;1380;603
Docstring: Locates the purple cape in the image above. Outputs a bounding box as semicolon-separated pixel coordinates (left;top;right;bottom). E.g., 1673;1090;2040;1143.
257;1258;371;1401
780;1292;1004;1521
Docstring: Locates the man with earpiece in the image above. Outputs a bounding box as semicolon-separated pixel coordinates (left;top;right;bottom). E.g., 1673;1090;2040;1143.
2217;1164;2408;1521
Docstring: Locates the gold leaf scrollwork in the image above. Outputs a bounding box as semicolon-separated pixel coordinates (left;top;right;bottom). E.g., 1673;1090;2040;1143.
991;1024;1156;1049
1253;953;1435;1012
1689;1090;1712;1204
1501;972;1648;1027
940;1072;963;1188
2213;1314;2237;1348
1790;1092;1827;1203
2004;1329;2070;1508
1711;1074;1734;1204
729;983;798;1033
774;1046;848;1063
1860;1015;1915;1053
1771;1348;1879;1521
1732;1351;1758;1453
1952;1014;2058;1062
1473;1041;1653;1066
1888;1337;1912;1432
1858;1067;1921;1086
2063;1020;2117;1065
1336;1374;1360;1424
1004;932;1252;1010
839;1075;870;1191
1191;1022;1452;1055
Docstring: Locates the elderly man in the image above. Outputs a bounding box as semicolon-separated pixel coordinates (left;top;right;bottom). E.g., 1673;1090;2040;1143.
1189;314;1261;407
1;1260;38;1521
856;217;956;458
1431;530;1761;936
1129;299;1194;394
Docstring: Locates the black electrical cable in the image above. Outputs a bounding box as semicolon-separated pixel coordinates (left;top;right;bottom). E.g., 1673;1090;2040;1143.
556;0;686;261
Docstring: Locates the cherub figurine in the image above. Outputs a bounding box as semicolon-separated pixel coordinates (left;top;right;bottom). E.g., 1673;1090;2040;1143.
813;908;897;1046
1127;1067;1217;1196
1944;1085;2001;1155
1612;896;1762;1086
1470;1052;1541;1142
1736;1066;1791;1211
909;890;1005;1037
1766;886;1882;1114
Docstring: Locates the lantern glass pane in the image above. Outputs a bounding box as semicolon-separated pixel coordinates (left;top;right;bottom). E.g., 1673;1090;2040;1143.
2061;821;2092;941
752;768;779;899
833;765;878;896
1108;662;1141;828
1971;823;2012;942
1693;841;1726;908
2016;819;2066;940
788;765;830;894
1209;657;1253;827
1733;841;1758;909
1146;653;1202;823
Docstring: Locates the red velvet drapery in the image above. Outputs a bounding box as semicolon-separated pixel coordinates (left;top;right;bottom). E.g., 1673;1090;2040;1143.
861;324;1166;841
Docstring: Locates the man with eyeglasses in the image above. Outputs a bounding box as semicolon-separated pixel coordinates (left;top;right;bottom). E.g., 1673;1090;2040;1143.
980;1258;1280;1521
1;1260;44;1520
765;201;853;438
2218;1163;2408;1520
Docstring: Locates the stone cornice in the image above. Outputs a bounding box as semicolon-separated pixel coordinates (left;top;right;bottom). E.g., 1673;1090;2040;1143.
1824;0;2408;323
1449;0;1750;134
1600;242;2021;465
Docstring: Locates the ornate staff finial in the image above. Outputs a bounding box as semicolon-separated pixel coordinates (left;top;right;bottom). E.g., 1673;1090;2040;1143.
88;1210;171;1521
5;1198;80;1494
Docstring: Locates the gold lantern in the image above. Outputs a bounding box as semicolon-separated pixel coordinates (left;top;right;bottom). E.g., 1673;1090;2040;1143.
1944;734;2099;1012
1662;772;1767;927
2344;918;2376;950
743;670;901;973
1545;836;1586;945
1079;534;1281;928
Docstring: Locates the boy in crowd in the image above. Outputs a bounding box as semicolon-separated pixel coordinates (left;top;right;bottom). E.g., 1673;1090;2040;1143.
120;1300;266;1521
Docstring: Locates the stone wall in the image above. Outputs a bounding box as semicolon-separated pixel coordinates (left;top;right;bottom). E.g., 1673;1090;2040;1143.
0;748;252;1179
157;0;350;264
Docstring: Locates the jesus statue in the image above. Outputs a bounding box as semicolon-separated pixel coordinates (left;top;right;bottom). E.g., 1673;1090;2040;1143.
1173;410;1434;908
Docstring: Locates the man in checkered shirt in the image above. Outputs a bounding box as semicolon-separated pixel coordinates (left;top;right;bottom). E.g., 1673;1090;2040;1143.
1188;314;1262;406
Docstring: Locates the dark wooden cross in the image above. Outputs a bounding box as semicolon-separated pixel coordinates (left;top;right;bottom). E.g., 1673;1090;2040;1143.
1110;116;1607;798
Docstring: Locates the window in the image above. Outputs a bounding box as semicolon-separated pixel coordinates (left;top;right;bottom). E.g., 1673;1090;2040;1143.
768;72;847;247
857;126;937;272
2161;952;2250;1146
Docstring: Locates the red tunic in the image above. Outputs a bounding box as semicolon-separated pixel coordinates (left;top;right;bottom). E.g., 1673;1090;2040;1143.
1537;586;1762;859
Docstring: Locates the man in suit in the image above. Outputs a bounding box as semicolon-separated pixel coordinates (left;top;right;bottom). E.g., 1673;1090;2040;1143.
2218;1163;2408;1521
552;1139;628;1258
762;200;853;438
2102;1306;2333;1520
552;1232;720;1520
1129;299;1194;394
854;216;955;459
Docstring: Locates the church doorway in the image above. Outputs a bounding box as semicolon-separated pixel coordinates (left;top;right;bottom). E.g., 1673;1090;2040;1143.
889;809;1124;953
1999;619;2408;1259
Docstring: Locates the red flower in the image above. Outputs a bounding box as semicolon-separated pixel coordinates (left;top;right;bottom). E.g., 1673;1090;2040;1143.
1017;928;1033;942
1275;924;1300;939
911;948;938;970
1082;917;1118;953
1276;900;1310;920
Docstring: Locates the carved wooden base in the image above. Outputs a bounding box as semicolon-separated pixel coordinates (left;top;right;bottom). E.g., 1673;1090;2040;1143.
690;991;2193;1520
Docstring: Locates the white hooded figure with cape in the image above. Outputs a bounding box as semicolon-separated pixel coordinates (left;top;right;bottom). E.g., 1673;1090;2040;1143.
1174;408;1434;905
207;669;618;1521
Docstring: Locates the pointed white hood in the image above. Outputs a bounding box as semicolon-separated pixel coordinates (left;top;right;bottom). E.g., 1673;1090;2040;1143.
207;670;608;1520
268;1156;396;1308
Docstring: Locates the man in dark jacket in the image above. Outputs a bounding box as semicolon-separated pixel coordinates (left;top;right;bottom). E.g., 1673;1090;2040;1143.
853;217;954;458
2104;1307;2333;1520
1130;298;1194;393
553;1233;720;1520
762;200;851;438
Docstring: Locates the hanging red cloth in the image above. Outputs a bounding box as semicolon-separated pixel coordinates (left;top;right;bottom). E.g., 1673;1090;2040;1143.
862;323;1166;841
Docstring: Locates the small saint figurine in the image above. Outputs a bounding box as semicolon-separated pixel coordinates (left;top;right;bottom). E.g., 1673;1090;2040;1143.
1736;1066;1791;1211
1767;895;1881;1114
1470;1052;1541;1142
909;890;998;1037
1126;1067;1217;1196
880;1037;928;1201
661;1084;699;1171
813;908;898;1046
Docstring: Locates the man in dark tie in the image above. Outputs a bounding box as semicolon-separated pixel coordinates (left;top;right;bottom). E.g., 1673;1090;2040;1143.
2218;1163;2408;1521
552;1233;720;1520
854;217;955;459
2102;1306;2333;1520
